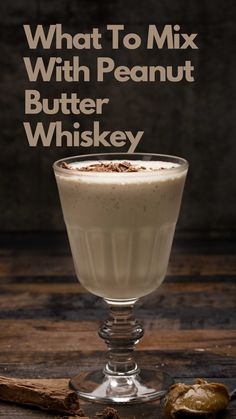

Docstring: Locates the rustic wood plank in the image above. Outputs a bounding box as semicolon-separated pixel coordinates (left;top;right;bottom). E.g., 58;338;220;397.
0;320;235;355
0;280;234;329
0;400;235;419
0;280;235;294
0;254;74;277
0;238;235;418
0;349;235;381
0;304;235;329
0;252;236;277
0;233;234;255
168;254;236;276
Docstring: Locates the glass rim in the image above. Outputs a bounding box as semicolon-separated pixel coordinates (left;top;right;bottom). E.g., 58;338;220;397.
53;152;188;177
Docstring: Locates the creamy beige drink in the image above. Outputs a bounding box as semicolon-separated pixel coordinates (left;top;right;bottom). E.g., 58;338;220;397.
55;158;187;300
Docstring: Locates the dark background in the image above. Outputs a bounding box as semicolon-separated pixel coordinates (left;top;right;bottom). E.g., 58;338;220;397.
0;0;235;237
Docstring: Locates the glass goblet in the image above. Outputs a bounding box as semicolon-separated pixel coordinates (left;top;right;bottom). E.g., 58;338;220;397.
53;153;188;404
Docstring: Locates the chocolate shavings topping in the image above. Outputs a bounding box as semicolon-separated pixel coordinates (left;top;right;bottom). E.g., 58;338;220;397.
60;161;167;173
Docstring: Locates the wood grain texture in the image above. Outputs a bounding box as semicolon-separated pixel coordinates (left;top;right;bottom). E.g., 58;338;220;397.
0;251;235;277
0;237;235;418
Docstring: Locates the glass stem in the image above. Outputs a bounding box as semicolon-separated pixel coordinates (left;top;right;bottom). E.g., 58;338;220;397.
99;300;144;376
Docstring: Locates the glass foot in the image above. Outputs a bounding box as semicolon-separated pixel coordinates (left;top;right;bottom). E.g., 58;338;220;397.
69;369;173;404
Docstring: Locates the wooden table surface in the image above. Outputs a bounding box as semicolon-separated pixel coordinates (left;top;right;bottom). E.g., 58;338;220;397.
0;235;235;418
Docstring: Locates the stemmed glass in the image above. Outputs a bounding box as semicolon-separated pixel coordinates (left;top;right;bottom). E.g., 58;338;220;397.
53;153;188;404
